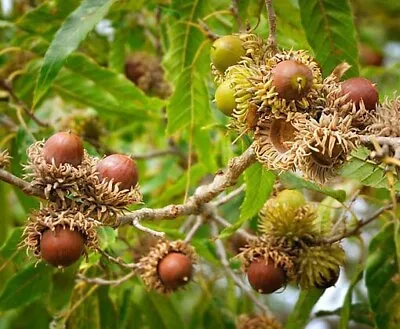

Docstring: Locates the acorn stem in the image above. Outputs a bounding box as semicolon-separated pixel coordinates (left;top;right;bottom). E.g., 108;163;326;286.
265;0;278;53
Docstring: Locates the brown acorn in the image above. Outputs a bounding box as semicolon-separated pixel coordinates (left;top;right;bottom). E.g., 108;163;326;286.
340;77;379;111
43;132;84;167
96;154;138;190
40;225;85;267
271;60;313;101
247;257;286;294
157;252;193;289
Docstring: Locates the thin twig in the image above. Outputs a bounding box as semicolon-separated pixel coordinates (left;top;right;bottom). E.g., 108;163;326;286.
265;0;277;52
326;204;393;243
212;184;245;206
76;271;136;286
212;212;257;241
230;0;243;30
332;189;361;234
184;216;203;243
97;248;138;269
1;79;48;127
211;222;272;316
132;218;165;237
360;135;400;149
134;147;183;160
117;145;256;226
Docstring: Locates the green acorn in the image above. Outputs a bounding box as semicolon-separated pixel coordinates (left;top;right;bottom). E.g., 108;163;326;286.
295;243;344;289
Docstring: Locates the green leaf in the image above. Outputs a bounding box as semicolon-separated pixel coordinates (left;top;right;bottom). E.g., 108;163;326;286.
285;288;324;329
166;66;211;134
33;0;115;106
162;0;212;82
298;0;359;77
279;172;346;202
147;293;186;329
0;227;25;267
340;147;400;190
240;163;275;221
97;227;117;249
0;263;53;311
109;27;127;73
98;286;118;329
340;267;364;329
316;303;374;327
365;222;400;329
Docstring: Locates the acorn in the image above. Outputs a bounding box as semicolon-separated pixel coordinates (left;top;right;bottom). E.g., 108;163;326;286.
271;60;313;101
210;35;245;72
247;257;286;294
40;225;85;268
43;132;84;167
340;77;379;111
157;252;193;289
215;79;236;116
96;154;138;190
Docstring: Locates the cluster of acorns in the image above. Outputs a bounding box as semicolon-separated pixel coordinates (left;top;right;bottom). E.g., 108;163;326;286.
22;131;141;267
238;189;344;293
211;33;399;183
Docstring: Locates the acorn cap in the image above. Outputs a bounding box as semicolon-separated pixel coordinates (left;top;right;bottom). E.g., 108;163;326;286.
294;113;359;184
237;235;295;280
138;240;197;294
295;243;344;289
77;156;142;225
367;96;400;137
237;314;283;329
254;112;307;171
22;205;99;262
24;141;93;206
0;149;11;168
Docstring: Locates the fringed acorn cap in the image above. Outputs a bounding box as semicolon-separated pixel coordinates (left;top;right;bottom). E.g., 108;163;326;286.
259;198;322;243
251;49;323;116
295;243;344;289
237;235;295;280
22;205;99;260
238;32;270;66
138;239;197;294
295;113;359;184
237;314;283;329
225;63;262;132
24;141;93;207
0;149;11;168
254;112;308;171
367;96;400;137
78;157;142;225
125;52;171;99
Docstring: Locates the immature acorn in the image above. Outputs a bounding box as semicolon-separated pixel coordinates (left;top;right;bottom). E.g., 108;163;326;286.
340;77;379;111
96;154;138;190
247;257;286;294
40;225;85;267
43;131;84;167
215;79;236;116
210;35;245;72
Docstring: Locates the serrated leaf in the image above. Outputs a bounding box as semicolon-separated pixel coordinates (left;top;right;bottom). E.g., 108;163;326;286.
285;288;324;329
279;171;346;202
162;0;212;82
298;0;359;77
33;0;115;106
240;163;275;220
365;222;400;329
340;147;400;190
166;66;211;134
340;267;364;329
0;263;53;311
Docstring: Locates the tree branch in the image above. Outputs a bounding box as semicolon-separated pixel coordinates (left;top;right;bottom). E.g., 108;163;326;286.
326;204;393;243
117;145;256;226
265;0;277;52
359;135;400;149
0;168;44;198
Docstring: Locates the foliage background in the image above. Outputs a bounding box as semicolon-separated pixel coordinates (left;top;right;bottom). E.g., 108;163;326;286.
0;0;399;328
